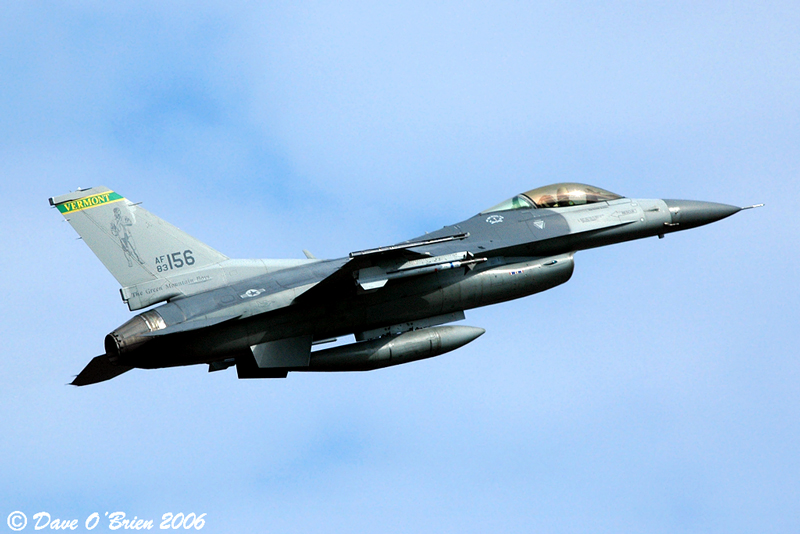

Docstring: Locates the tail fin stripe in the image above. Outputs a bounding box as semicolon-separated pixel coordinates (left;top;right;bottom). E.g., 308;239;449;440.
50;186;228;293
55;191;124;214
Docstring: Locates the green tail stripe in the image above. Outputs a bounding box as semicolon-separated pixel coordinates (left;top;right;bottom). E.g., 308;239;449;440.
57;192;124;214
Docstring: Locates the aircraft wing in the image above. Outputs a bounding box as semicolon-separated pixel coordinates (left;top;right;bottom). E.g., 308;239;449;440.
295;233;476;303
346;232;468;260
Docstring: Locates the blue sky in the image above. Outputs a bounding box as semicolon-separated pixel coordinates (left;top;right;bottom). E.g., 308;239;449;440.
2;2;799;533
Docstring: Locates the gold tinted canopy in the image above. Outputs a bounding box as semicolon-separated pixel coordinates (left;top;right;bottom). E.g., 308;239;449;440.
482;183;624;213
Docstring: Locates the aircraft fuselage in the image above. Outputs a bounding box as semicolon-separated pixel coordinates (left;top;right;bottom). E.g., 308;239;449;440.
107;197;732;370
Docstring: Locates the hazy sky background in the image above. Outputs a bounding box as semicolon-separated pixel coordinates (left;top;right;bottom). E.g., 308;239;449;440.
2;2;798;533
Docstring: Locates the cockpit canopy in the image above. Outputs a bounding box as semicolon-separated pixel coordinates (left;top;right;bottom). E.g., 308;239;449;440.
481;183;624;213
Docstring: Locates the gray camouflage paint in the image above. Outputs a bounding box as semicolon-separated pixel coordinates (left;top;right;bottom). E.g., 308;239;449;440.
50;185;749;384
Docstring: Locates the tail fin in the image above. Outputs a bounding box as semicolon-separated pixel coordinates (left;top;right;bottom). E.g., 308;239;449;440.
50;187;228;288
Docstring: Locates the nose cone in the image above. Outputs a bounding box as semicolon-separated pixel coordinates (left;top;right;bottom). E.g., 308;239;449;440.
663;200;742;229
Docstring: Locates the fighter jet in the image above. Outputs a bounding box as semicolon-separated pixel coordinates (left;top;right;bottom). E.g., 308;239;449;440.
50;183;761;385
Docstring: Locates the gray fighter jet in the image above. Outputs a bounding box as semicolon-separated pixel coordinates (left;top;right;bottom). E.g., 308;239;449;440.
50;183;761;385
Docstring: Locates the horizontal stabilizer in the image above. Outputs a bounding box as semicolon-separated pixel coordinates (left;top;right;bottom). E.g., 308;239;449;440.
72;355;133;386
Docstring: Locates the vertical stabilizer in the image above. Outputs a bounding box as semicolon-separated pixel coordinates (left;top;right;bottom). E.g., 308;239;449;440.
50;187;228;288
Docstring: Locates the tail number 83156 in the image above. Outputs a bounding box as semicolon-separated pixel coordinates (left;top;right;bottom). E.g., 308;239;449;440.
155;250;195;272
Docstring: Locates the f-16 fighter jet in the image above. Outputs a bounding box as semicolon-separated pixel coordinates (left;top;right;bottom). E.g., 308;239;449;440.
49;183;761;385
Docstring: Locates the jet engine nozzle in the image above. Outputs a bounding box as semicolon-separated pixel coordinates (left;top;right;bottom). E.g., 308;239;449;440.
105;310;166;363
